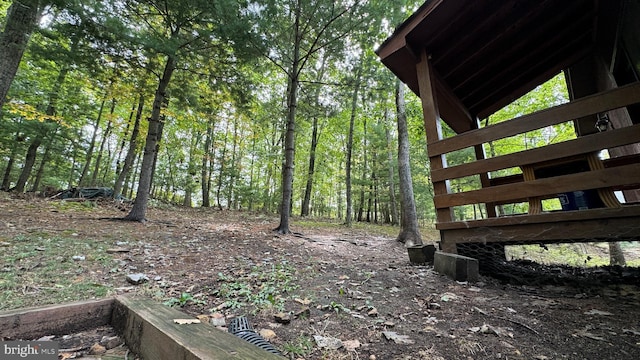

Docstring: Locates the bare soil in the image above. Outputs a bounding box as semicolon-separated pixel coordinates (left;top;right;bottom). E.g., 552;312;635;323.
1;195;639;360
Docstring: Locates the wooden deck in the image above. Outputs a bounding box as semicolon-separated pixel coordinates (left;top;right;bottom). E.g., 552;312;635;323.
377;0;640;256
438;205;640;251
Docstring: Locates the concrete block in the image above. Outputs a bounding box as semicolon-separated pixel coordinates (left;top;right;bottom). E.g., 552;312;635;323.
407;244;437;264
434;251;479;282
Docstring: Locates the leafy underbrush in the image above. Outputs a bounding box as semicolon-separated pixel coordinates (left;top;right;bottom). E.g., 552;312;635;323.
213;261;300;314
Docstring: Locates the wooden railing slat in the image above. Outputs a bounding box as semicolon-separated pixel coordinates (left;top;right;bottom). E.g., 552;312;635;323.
431;124;640;182
428;82;640;156
433;163;640;208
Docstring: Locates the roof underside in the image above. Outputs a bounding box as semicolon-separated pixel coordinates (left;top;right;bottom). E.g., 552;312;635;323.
377;0;612;133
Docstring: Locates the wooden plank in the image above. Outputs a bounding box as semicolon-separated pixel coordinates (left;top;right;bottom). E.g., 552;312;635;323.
428;82;640;156
432;122;640;182
112;296;282;360
436;204;640;230
0;298;114;340
434;163;640;209
440;215;640;244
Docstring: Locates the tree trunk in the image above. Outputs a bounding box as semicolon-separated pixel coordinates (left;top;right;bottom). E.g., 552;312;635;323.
345;67;362;226
274;2;302;234
114;93;144;198
79;96;107;187
609;242;626;266
114;102;136;177
301;56;327;217
0;0;41;108
30;129;57;192
91;99;116;185
395;80;422;246
14;65;69;193
2;131;23;191
357;115;368;222
201;118;214;207
301;115;319;216
227;117;239;209
384;109;399;225
14;136;42;193
216;119;229;210
183;131;200;208
125;54;176;221
247;134;256;211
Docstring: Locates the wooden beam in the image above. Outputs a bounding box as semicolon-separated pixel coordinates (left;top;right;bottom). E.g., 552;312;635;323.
436;204;640;230
416;49;452;224
434;163;640;209
112;296;282;360
0;298;114;340
440;214;640;244
431;123;640;182
433;70;474;133
429;81;640;156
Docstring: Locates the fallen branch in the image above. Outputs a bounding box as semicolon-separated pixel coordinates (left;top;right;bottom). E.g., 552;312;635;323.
473;306;539;335
494;315;540;335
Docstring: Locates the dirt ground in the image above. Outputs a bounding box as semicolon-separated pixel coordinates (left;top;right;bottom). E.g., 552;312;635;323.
1;194;639;359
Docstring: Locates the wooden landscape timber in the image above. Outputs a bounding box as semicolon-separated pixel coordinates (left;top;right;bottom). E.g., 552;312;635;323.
0;296;282;360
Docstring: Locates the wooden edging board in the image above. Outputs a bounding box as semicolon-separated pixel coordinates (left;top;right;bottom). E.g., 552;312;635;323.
112;295;282;360
0;296;283;360
0;298;114;340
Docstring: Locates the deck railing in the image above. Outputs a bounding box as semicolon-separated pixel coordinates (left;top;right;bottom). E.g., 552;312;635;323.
428;82;640;225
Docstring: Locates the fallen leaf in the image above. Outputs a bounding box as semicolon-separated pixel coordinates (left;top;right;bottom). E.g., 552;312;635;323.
573;328;607;341
343;339;361;351
440;292;458;302
259;329;277;341
196;315;210;324
382;331;414;345
584;309;613;316
314;335;343;349
294;298;312;305
173;319;201;325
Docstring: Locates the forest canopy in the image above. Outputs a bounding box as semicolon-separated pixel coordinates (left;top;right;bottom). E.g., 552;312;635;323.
0;0;572;225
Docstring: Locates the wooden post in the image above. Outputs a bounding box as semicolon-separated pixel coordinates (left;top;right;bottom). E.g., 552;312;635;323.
471;120;497;218
416;49;455;252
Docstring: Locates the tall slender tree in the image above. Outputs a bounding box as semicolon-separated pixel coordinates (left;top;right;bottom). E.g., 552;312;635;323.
109;0;252;221
254;0;364;233
395;80;422;246
0;0;42;108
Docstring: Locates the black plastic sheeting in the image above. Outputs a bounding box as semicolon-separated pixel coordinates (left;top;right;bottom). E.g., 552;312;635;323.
228;317;282;356
59;187;127;200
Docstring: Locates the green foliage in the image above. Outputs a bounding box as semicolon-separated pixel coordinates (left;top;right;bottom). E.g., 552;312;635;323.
163;292;206;308
0;1;584;232
213;262;300;313
282;335;314;357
